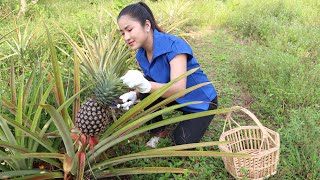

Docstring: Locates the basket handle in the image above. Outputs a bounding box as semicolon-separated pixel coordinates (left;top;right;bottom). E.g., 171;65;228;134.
223;106;274;151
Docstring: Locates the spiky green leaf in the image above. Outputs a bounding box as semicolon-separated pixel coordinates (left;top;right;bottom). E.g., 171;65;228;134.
95;167;196;178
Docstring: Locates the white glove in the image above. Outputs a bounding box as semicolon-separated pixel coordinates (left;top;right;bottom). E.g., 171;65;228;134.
117;91;138;110
146;136;160;148
120;70;151;93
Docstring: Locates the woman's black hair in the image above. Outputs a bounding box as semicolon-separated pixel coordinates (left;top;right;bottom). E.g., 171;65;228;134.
117;2;163;32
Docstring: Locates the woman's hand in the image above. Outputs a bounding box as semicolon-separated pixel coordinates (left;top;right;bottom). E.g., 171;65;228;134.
117;91;138;110
121;70;151;93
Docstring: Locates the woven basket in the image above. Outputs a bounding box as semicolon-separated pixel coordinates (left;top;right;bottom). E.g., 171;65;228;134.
218;106;280;180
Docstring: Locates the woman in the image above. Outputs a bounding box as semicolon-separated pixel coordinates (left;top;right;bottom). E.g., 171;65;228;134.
117;2;218;148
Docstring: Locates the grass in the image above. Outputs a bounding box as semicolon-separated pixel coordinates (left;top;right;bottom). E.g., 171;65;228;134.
1;0;320;179
278;108;320;179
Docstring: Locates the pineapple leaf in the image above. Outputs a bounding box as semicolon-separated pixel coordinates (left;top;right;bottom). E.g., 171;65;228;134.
90;106;239;163
44;24;70;125
40;104;75;157
10;59;17;106
29;83;54;152
0;141;62;168
0;170;63;179
102;68;199;138
0;114;57;153
94;167;196;178
26;65;50;118
22;70;35;109
95;102;204;150
91;148;248;173
128;82;212;125
79;28;97;73
73;51;81;124
77;152;86;180
16;71;24;146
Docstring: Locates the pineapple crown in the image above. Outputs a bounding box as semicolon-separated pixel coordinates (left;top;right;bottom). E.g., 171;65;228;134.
64;25;132;107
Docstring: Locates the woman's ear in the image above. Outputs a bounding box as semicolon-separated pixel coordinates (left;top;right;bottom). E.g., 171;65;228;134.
145;20;151;32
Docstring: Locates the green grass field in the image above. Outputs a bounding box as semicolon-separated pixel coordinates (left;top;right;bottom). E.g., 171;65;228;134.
0;0;319;179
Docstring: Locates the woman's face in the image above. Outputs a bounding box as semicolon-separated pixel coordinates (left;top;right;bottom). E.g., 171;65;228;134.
117;15;150;50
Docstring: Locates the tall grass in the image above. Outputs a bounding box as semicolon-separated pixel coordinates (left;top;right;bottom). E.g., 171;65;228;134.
231;45;320;118
220;0;320;61
171;0;320;61
278;108;320;179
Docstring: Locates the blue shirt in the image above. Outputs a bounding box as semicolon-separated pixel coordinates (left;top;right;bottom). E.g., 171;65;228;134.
136;29;217;112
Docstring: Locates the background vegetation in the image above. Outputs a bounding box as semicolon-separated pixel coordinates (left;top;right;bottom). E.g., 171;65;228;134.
0;0;319;179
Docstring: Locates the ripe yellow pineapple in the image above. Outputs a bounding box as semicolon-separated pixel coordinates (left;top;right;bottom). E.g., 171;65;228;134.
66;27;131;136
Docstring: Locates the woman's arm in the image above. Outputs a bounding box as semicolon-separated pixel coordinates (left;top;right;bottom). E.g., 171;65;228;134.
148;54;187;98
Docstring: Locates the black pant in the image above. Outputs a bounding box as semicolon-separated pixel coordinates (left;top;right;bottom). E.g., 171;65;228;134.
140;93;218;145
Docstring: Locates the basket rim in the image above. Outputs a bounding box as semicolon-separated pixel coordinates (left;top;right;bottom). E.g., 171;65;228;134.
218;126;280;155
218;145;280;156
219;126;280;140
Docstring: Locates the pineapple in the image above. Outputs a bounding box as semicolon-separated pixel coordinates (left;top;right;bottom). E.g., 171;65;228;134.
76;98;108;136
66;26;131;136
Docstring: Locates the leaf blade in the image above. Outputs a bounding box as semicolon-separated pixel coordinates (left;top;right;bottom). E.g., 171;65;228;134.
40;105;75;157
95;167;196;178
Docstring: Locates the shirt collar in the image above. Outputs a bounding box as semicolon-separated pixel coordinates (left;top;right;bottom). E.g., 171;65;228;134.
137;29;172;61
153;29;172;58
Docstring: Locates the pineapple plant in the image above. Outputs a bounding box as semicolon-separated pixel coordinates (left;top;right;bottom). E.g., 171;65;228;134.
63;26;131;136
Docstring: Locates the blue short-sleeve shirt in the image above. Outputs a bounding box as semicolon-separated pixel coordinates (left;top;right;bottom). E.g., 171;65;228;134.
136;29;217;112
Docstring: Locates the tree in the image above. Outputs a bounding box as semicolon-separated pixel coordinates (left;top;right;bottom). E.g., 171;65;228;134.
18;0;39;16
18;0;27;16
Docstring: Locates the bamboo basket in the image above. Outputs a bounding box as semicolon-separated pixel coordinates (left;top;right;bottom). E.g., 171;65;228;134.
218;106;280;180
